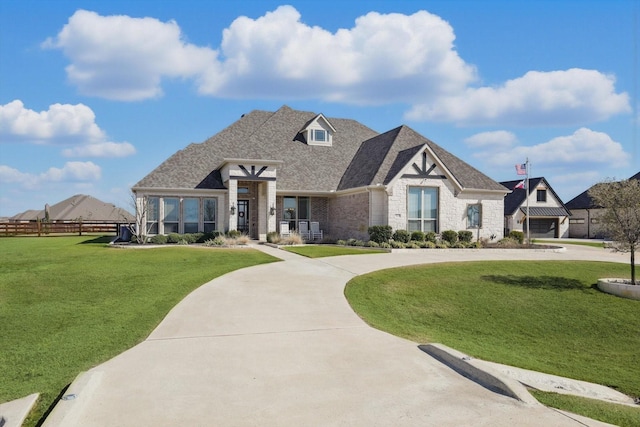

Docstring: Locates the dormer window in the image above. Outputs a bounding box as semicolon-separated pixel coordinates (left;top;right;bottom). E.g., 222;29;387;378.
312;129;327;142
298;113;336;147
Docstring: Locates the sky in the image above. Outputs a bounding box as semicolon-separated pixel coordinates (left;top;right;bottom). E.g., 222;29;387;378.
1;0;638;217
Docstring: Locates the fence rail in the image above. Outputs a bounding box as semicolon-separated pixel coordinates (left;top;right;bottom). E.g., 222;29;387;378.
0;222;126;236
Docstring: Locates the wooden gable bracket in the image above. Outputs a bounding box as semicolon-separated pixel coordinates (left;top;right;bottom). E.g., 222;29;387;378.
402;152;446;179
231;165;276;181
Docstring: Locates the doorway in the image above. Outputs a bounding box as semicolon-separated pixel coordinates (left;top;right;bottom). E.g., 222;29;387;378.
237;200;249;234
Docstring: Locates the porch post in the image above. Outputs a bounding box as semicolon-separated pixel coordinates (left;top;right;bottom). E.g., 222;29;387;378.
228;179;238;232
267;180;276;236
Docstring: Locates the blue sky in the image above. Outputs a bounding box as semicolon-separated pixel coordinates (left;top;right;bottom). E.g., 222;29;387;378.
1;0;638;217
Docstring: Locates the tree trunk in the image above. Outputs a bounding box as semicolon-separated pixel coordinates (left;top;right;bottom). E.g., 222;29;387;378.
631;246;636;285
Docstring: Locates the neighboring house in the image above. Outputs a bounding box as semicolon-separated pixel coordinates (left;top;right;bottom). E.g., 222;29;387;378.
133;106;509;241
565;171;640;238
500;177;571;238
10;194;134;223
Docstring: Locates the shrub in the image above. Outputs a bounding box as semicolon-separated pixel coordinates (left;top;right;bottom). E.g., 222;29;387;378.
280;232;304;245
167;233;181;243
407;242;420;249
497;237;520;248
379;242;391;249
509;230;525;244
436;240;450;249
266;231;279;244
235;234;252;245
197;232;220;243
368;225;393;244
468;241;482;249
441;230;458;245
422;241;436;249
150;234;168;244
458;230;473;243
365;240;380;248
424;231;436;243
392;229;411;243
451;242;465;248
390;240;405;249
410;230;425;242
336;239;347;246
177;239;189;245
203;236;226;246
227;230;241;238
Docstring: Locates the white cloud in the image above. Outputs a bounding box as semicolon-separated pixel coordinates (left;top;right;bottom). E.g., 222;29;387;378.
43;9;220;101
474;128;628;168
0;99;104;143
44;8;629;126
0;100;136;158
44;7;475;104
62;141;136;157
0;162;101;190
464;131;517;149
407;69;630;126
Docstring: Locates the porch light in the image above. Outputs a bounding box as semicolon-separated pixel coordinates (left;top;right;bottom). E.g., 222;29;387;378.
270;205;276;216
230;203;236;215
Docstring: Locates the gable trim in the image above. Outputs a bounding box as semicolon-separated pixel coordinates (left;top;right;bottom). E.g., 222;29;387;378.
386;144;464;192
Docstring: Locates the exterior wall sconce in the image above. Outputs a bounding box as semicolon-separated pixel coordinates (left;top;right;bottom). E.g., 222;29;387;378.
269;205;276;216
230;203;236;215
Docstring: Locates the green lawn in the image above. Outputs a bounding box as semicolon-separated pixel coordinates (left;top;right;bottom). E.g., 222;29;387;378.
0;236;278;426
345;261;639;424
284;245;387;258
532;239;606;248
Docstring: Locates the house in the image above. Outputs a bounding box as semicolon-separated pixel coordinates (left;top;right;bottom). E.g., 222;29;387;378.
565;171;640;238
499;177;571;238
132;106;509;241
10;194;134;223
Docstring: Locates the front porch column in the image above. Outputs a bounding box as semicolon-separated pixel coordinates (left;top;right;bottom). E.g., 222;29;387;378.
228;179;238;232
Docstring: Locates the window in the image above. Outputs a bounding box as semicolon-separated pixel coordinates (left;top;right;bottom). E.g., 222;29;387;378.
203;198;217;233
467;204;482;228
238;187;249;194
407;187;438;232
283;196;310;230
146;197;159;234
537;189;547;202
313;129;326;142
569;218;585;224
164;198;179;233
183;198;199;233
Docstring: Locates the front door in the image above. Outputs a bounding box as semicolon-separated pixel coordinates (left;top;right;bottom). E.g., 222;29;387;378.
237;200;249;234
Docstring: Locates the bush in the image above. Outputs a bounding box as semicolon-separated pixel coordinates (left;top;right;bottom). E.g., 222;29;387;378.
365;241;380;248
406;242;420;249
390;240;405;248
436;240;450;249
368;225;393;244
266;231;279;244
227;230;241;238
497;237;520;248
509;230;525;244
177;239;189;245
150;234;168;244
451;242;465;248
441;230;458;245
392;229;411;243
197;231;221;243
422;241;436;249
458;230;473;243
410;231;425;242
425;231;437;243
379;242;391;249
336;239;347;246
167;233;181;243
182;233;198;244
203;236;226;246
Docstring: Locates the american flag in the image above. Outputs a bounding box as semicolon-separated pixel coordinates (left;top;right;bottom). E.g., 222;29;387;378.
515;163;527;175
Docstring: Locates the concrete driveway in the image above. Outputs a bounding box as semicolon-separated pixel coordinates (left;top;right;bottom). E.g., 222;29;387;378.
44;244;626;426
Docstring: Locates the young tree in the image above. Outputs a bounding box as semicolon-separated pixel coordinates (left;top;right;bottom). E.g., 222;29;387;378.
123;192;156;244
589;179;640;284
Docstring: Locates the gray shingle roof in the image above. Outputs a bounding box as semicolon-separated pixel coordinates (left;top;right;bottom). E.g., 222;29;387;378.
11;194;134;222
135;106;507;194
500;177;570;216
566;170;640;210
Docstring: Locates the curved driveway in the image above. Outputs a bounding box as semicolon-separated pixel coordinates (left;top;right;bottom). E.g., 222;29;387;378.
45;244;626;426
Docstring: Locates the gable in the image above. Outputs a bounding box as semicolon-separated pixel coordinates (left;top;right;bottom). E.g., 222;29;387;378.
298;113;336;146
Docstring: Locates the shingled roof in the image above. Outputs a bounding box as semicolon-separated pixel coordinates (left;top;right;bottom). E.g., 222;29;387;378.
565;171;640;210
11;194;134;222
135;106;507;193
500;177;570;216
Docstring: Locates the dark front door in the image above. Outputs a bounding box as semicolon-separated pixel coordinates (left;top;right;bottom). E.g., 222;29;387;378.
237;200;249;234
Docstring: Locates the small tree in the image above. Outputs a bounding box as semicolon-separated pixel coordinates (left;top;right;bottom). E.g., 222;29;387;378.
125;192;156;244
589;179;640;284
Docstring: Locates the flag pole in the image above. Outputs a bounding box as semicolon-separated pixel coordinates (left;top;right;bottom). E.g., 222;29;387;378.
526;158;530;245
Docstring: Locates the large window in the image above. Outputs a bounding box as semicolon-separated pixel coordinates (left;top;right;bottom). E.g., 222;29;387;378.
146;197;159;234
183;198;199;233
203;198;217;233
163;198;179;233
407;187;438;232
467;204;482;228
283;196;310;231
537;189;547;202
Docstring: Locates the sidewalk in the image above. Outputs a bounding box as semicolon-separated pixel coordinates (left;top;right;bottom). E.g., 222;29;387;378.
42;243;628;426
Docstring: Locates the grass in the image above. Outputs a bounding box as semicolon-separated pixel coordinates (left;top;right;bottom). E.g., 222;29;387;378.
530;390;640;427
0;236;278;426
533;239;606;248
344;260;639;424
284;245;387;258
